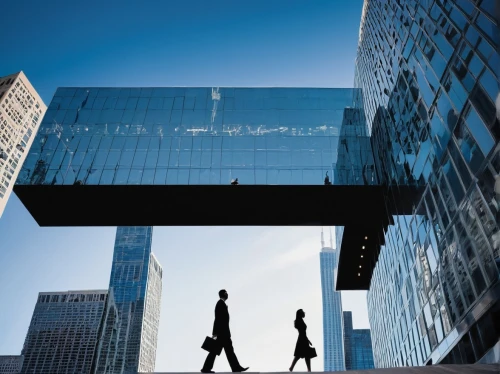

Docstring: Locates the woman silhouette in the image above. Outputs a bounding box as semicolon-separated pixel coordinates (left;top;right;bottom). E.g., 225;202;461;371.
289;309;313;372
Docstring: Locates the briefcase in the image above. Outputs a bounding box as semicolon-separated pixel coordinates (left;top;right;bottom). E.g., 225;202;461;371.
308;346;317;358
201;336;223;355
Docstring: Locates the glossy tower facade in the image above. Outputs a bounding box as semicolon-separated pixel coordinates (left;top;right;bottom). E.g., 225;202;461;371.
20;290;108;374
0;71;46;217
95;226;162;374
343;311;375;370
320;231;346;372
356;0;500;367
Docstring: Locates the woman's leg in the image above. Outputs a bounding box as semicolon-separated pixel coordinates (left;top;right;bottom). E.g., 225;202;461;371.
305;357;311;372
289;357;300;371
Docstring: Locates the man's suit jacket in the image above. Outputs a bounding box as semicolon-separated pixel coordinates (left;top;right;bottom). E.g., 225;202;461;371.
212;299;231;339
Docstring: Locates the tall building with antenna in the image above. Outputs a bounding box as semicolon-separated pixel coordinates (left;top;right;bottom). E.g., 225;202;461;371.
320;228;345;371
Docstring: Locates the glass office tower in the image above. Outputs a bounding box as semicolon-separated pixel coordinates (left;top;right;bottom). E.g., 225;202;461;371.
343;311;375;370
320;230;346;371
20;290;108;374
356;0;500;367
95;226;162;374
16;88;369;187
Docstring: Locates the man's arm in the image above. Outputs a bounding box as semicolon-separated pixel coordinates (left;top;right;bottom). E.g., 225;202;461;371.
212;301;222;337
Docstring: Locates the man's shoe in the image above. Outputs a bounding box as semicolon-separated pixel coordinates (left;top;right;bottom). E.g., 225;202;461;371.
233;368;249;372
201;370;214;373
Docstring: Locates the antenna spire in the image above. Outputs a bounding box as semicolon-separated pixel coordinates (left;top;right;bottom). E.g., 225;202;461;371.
321;227;325;248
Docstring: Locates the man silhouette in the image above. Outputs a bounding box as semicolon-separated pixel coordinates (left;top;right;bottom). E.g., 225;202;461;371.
324;171;332;185
201;290;249;373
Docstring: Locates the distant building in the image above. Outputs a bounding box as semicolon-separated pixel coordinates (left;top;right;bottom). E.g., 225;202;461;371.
20;290;108;374
95;226;162;373
0;356;23;374
320;229;345;371
343;311;375;370
0;71;46;217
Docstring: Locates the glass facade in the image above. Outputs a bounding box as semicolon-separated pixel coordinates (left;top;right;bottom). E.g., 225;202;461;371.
356;0;500;368
20;290;108;374
16;88;375;187
333;78;378;290
320;230;346;372
95;226;162;374
334;105;377;186
343;311;375;370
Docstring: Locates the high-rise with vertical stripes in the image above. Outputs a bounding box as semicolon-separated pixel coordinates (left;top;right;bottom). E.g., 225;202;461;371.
320;229;345;371
20;290;108;374
94;226;162;374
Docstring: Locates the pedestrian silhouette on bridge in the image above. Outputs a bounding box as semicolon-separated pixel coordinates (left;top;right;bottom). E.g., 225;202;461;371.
324;172;332;185
201;290;249;373
289;309;314;372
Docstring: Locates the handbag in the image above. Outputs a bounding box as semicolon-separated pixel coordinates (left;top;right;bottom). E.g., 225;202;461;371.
201;336;223;355
308;346;317;358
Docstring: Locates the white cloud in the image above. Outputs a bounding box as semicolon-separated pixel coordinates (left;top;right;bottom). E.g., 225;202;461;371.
264;235;319;271
228;233;320;292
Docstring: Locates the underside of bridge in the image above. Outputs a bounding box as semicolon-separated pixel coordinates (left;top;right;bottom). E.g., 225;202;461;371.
15;184;422;290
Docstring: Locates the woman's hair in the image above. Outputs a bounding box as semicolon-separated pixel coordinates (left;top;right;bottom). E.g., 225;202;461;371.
294;309;303;328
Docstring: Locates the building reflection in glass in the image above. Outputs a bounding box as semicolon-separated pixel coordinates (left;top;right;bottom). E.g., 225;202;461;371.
356;0;500;367
17;88;377;188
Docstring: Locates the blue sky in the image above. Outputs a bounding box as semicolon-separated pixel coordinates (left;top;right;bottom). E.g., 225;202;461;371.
0;0;367;371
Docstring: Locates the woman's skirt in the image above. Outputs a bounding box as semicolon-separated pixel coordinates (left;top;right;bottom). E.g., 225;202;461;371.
294;335;311;358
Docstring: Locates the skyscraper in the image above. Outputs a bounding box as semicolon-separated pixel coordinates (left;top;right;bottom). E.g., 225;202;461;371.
343;311;375;370
320;229;345;371
354;0;500;367
20;290;108;374
0;71;46;217
0;356;23;374
95;226;162;374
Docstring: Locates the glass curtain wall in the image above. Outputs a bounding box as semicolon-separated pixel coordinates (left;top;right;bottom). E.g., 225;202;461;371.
17;88;376;187
356;0;500;367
